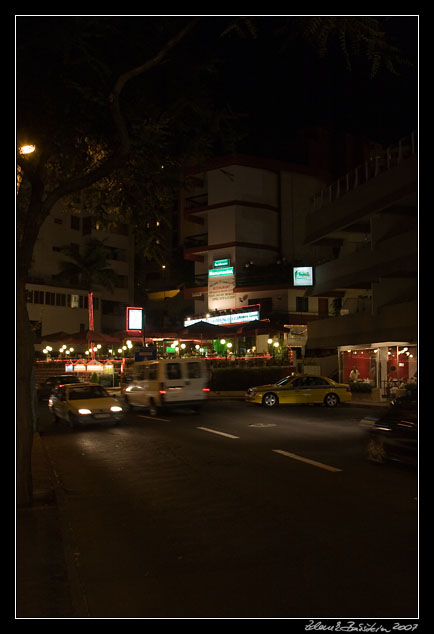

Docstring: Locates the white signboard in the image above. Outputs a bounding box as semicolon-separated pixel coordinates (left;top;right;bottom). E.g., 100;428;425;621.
184;310;260;327
293;266;314;286
208;274;236;310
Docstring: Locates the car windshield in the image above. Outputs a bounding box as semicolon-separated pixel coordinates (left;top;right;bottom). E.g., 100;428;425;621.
276;377;292;386
68;386;108;400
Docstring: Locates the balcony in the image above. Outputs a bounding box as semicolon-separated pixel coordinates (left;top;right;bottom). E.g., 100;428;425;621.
305;132;417;245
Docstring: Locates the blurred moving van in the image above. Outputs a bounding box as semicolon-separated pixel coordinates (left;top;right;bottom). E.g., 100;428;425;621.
124;358;209;415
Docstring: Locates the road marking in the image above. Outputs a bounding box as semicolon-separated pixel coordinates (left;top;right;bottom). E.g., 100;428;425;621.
249;423;277;428
137;414;171;422
197;427;239;439
272;449;342;472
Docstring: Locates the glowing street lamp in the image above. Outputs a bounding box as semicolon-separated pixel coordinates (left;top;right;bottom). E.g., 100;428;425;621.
18;144;36;155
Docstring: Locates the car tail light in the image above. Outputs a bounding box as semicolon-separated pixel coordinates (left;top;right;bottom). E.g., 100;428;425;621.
159;382;167;395
202;388;210;392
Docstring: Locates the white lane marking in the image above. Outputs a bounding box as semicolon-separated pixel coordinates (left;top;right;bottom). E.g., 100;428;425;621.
137;414;171;422
197;427;239;439
249;423;277;428
272;449;343;472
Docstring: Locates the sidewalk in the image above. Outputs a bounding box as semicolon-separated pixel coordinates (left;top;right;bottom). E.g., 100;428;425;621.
16;433;75;618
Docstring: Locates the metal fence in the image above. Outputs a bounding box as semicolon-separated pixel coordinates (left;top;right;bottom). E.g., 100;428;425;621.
311;131;417;213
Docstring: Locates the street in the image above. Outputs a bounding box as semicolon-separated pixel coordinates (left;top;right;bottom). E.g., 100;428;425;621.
38;398;418;618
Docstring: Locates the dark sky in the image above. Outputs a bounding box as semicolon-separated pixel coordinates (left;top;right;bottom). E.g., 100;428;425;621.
16;15;418;162
212;16;418;158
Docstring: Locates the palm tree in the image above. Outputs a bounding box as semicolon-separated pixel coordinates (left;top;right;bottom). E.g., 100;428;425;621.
53;237;118;292
53;238;119;354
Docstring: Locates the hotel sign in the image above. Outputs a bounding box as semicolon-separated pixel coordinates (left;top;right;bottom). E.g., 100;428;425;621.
293;266;314;287
208;266;234;277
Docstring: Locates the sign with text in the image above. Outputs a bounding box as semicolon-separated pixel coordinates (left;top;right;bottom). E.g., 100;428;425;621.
293;266;314;286
208;273;236;310
208;266;234;277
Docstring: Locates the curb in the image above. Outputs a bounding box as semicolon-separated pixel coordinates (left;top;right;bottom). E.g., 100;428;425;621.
39;435;91;617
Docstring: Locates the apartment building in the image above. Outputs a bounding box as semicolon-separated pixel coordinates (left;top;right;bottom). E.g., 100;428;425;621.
26;201;135;344
303;132;417;391
180;154;339;334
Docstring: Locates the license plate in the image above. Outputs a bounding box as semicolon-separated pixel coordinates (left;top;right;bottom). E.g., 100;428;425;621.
93;413;108;419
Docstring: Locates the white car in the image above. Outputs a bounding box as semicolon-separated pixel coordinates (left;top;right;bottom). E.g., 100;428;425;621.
124;358;209;416
48;382;124;429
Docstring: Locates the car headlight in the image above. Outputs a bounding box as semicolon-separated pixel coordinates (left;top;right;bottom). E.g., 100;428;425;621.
110;405;123;412
78;408;92;415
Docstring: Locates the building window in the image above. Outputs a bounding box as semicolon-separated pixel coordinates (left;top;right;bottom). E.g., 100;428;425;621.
71;216;80;230
115;275;128;289
33;290;44;304
82;217;92;236
56;293;66;306
45;292;56;305
296;297;309;312
25;290;33;303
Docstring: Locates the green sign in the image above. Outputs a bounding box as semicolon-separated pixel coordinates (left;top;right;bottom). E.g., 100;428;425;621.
213;258;230;268
209;266;234;277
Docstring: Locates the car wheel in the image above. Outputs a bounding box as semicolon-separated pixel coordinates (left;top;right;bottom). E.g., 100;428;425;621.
50;408;60;424
324;393;339;407
367;437;386;463
262;392;279;408
148;400;159;417
124;395;135;412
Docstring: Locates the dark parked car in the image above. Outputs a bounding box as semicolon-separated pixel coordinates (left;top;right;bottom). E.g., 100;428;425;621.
37;375;81;401
366;393;417;465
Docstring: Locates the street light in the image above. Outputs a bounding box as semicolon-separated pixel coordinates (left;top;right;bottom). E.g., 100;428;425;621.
18;144;36;155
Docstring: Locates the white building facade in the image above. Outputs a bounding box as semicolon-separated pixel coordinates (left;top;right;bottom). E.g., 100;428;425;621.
181;155;336;327
26;201;135;347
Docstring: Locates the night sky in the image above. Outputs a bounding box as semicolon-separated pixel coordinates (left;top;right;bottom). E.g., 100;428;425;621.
211;16;418;158
16;15;418;163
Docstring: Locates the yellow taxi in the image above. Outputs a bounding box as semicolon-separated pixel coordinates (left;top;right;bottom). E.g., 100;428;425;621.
48;382;124;429
245;374;352;408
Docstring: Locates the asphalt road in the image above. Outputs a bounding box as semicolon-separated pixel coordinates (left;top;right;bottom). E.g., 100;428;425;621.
38;399;418;619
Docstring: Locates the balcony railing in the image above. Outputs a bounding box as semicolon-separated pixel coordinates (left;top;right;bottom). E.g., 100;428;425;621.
184;233;208;249
311;131;417;212
184;193;208;210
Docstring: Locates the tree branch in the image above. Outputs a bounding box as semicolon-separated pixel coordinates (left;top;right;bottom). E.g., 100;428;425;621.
43;18;200;213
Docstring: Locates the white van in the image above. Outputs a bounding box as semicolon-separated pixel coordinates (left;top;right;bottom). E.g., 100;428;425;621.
124;358;209;415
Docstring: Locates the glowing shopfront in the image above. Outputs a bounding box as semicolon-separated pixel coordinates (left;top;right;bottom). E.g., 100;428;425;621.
338;342;417;396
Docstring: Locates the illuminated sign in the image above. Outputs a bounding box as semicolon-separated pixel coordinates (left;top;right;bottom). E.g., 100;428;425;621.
126;306;143;331
87;363;104;372
208;266;234;277
184;310;260;327
213;258;230;268
293;266;314;286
